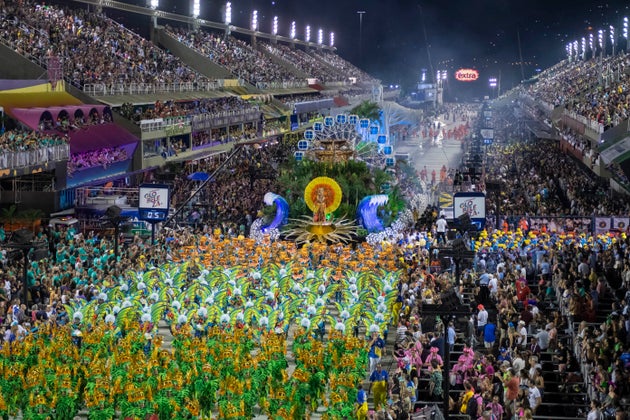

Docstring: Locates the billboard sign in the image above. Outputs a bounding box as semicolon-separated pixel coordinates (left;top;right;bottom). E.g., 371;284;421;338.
139;184;170;222
454;192;486;229
455;68;479;82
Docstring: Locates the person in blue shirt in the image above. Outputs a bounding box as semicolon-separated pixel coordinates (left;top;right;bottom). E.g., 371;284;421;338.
369;363;389;410
356;384;368;420
368;331;385;373
497;347;511;363
484;321;497;350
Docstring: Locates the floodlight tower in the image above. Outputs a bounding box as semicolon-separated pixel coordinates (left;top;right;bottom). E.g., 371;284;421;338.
306;25;311;47
598;29;604;59
318;28;323;49
357;11;366;62
272;16;279;44
251;10;258;46
147;0;158;28
330;32;335;48
190;0;200;31
610;25;615;55
224;2;232;36
489;77;498;98
589;33;594;59
191;0;200;18
290;21;297;48
624;17;628;51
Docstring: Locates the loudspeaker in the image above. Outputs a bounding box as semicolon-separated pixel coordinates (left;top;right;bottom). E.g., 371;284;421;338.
12;228;34;244
452;237;467;254
105;205;122;219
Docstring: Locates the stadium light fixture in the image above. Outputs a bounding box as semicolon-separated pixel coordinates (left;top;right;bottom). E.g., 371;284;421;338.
573;40;578;59
624;17;628;39
489;77;497;88
251;10;258;32
565;43;571;60
589;33;594;58
318;28;323;45
191;0;200;18
330;31;335;47
610;25;615;55
291;21;296;39
598;29;604;50
149;0;158;9
224;2;231;25
306;25;311;43
442;70;447;80
273;16;278;36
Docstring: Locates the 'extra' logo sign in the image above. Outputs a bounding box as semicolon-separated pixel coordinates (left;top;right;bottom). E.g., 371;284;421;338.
455;68;479;82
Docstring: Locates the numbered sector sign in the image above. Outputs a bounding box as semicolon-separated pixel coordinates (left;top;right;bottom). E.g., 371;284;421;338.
359;119;370;128
304;130;315;140
349;115;359;125
336;114;347;124
294;151;304;161
297;140;310;150
324;116;334;126
313;122;323;131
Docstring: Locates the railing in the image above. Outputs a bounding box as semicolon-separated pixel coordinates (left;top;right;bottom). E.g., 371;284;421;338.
0;144;69;170
563;109;604;134
139;109;260;134
255;80;309;90
82;80;224;96
323;81;348;88
74;186;140;208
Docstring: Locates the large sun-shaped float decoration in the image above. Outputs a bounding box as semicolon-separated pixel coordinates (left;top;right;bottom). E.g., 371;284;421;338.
284;177;357;244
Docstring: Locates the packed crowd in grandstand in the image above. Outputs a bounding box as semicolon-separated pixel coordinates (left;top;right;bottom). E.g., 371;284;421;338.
527;52;630;131
0;129;67;152
0;0;206;87
166;26;301;86
67;146;129;175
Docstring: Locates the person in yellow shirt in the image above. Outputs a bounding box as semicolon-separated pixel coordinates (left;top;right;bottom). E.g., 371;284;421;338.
459;381;474;414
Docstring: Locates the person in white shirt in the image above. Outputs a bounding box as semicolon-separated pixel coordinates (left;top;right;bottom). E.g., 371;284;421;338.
488;275;499;298
587;399;602;420
436;215;448;244
527;384;541;413
476;304;488;338
516;320;528;347
512;352;526;374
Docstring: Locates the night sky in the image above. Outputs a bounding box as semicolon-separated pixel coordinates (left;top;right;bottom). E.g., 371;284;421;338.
119;0;630;95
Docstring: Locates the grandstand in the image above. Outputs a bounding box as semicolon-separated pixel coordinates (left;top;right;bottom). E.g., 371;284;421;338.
0;0;378;217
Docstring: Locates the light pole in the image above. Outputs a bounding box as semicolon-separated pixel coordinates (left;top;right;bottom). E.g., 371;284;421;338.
489;77;498;98
624;17;628;51
610;25;615;55
357;11;366;61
